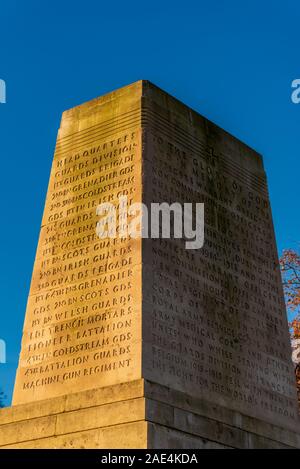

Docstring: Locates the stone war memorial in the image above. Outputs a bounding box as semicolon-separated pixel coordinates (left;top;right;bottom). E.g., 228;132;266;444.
0;80;300;448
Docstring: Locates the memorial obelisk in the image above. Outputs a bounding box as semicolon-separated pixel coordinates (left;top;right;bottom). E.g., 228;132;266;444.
0;81;299;448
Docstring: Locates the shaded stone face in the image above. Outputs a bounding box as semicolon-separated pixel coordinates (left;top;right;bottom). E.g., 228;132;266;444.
13;81;299;434
140;83;299;432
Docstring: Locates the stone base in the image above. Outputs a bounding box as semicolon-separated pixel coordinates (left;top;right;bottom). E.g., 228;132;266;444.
0;380;299;449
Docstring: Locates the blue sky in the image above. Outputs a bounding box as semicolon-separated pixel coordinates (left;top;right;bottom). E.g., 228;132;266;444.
0;0;299;405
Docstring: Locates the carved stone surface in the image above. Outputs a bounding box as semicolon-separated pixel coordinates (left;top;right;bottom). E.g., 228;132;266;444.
13;82;143;404
141;82;299;433
6;81;300;447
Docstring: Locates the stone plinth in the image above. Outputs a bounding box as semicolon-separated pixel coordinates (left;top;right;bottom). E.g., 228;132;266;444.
1;380;300;448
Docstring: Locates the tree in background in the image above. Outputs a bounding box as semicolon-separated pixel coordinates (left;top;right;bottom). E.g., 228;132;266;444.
280;248;300;406
0;389;6;408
